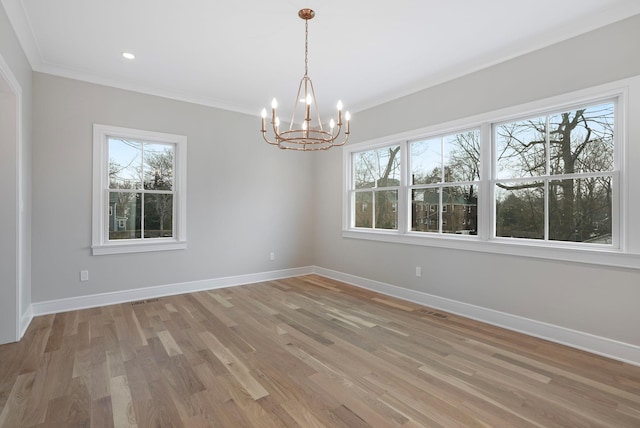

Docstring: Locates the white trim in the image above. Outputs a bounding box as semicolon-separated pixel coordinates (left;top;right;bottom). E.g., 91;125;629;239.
312;266;640;367
0;0;42;68
92;124;187;255
618;86;629;253
0;50;24;343
31;267;313;316
92;240;187;256
19;305;32;339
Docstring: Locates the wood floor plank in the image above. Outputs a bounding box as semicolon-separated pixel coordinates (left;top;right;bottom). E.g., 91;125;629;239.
156;330;183;357
279;399;329;428
0;372;35;427
1;274;639;427
109;375;137;428
90;396;114;428
199;331;270;400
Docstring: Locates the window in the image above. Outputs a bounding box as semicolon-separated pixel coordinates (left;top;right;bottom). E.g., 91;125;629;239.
351;145;400;230
494;102;614;244
343;80;633;267
409;130;480;234
92;125;187;255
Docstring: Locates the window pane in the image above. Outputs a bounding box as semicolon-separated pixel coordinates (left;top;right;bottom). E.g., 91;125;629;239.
144;143;174;190
495;117;546;179
495;182;544;239
549;103;614;175
442;186;478;235
411;138;442;184
109;192;141;239
353;146;400;189
549;178;612;243
443;130;481;183
412;130;481;184
375;190;398;230
108;138;142;189
411;188;439;232
144;194;174;238
355;192;372;228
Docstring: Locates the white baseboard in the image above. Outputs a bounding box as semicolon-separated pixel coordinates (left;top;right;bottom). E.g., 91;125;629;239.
25;264;640;366
312;266;640;367
19;305;33;340
31;266;314;316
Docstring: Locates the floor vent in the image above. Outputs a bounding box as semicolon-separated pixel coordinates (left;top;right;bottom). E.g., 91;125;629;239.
131;298;160;306
415;308;448;319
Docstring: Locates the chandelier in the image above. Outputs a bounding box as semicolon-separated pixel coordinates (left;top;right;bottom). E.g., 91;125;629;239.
261;8;350;151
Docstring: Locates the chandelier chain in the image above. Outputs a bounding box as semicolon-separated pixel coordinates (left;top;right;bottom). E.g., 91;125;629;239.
304;19;309;77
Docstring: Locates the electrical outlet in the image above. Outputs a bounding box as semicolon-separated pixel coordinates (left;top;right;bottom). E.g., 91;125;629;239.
415;266;422;277
80;270;89;281
270;252;275;261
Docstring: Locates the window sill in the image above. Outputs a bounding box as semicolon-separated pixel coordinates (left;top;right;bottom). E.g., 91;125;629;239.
342;229;640;270
92;240;187;256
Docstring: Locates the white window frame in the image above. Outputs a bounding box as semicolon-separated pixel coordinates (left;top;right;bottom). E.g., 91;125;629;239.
343;77;640;269
92;124;187;255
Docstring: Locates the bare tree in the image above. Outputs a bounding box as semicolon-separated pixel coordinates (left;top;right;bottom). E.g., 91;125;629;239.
496;103;614;241
108;157;139;238
143;148;174;237
354;146;400;229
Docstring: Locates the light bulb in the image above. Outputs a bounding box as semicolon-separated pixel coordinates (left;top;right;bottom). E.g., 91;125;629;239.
271;98;278;109
275;117;280;126
337;100;343;111
306;94;313;105
302;121;307;130
261;108;267;118
345;111;351;121
330;118;335;129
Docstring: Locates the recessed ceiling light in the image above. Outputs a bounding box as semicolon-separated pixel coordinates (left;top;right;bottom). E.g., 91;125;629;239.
122;52;135;60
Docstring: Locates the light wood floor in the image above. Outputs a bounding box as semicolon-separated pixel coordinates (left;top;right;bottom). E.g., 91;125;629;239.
1;275;639;427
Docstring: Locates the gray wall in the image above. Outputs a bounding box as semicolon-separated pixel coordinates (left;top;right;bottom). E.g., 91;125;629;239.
0;2;32;342
313;14;640;346
32;73;315;302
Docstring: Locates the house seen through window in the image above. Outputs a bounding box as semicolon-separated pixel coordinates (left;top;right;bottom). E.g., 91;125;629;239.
409;130;480;235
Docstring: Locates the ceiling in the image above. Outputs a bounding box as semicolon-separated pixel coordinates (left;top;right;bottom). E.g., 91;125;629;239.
3;0;640;120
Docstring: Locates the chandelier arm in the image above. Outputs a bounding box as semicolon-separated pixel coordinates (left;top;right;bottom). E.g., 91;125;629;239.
330;123;343;141
262;131;280;146
270;121;283;144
